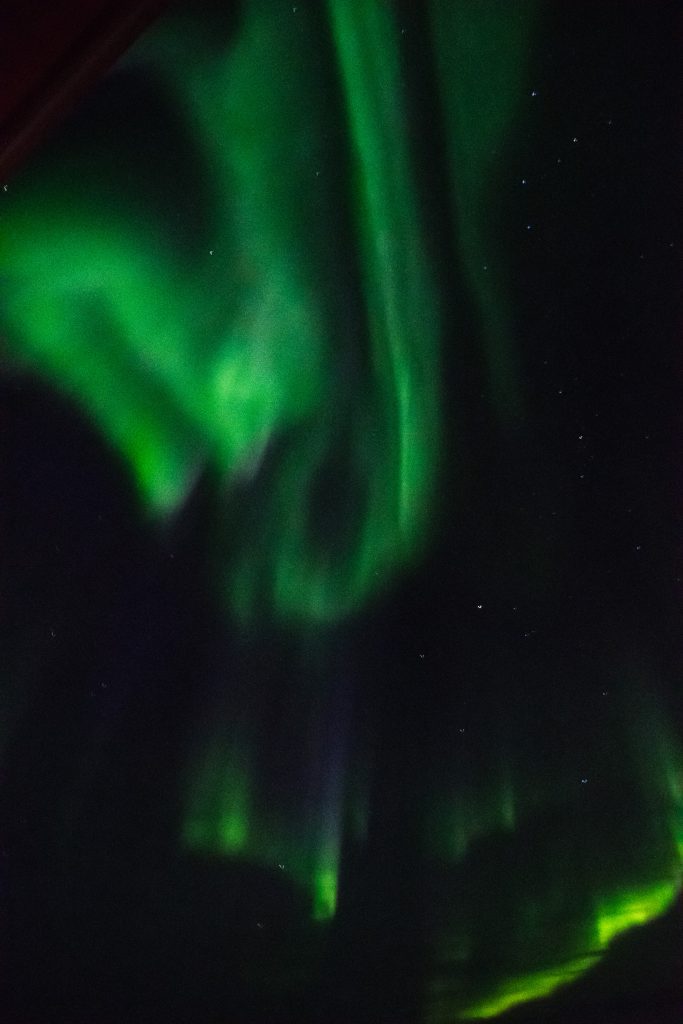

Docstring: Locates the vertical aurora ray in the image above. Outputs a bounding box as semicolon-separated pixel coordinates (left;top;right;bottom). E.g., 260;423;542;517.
227;0;442;624
326;0;441;550
428;0;540;425
180;638;353;924
309;665;353;922
182;730;252;855
623;682;683;865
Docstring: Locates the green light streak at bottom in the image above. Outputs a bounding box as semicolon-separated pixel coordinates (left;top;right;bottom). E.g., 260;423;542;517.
453;878;680;1021
455;956;597;1022
423;677;683;1021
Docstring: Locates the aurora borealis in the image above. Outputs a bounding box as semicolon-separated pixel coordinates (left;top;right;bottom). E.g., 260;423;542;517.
0;0;441;626
1;2;682;1023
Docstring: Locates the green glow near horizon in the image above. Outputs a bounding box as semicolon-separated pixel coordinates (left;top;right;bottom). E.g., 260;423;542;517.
181;635;346;924
594;880;678;947
182;734;252;856
455;955;598;1021
182;728;341;923
312;864;339;923
0;0;440;627
454;879;681;1021
429;682;683;1021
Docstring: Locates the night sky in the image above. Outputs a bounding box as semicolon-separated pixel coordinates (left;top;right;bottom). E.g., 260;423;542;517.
1;3;682;1023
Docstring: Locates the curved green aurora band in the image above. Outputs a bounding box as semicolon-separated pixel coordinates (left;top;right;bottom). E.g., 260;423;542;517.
0;0;440;627
2;1;683;1021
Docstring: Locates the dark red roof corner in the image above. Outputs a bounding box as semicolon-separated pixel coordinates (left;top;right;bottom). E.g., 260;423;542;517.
0;0;170;182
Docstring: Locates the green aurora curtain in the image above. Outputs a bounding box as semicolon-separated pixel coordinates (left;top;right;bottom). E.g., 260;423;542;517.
1;2;681;1021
